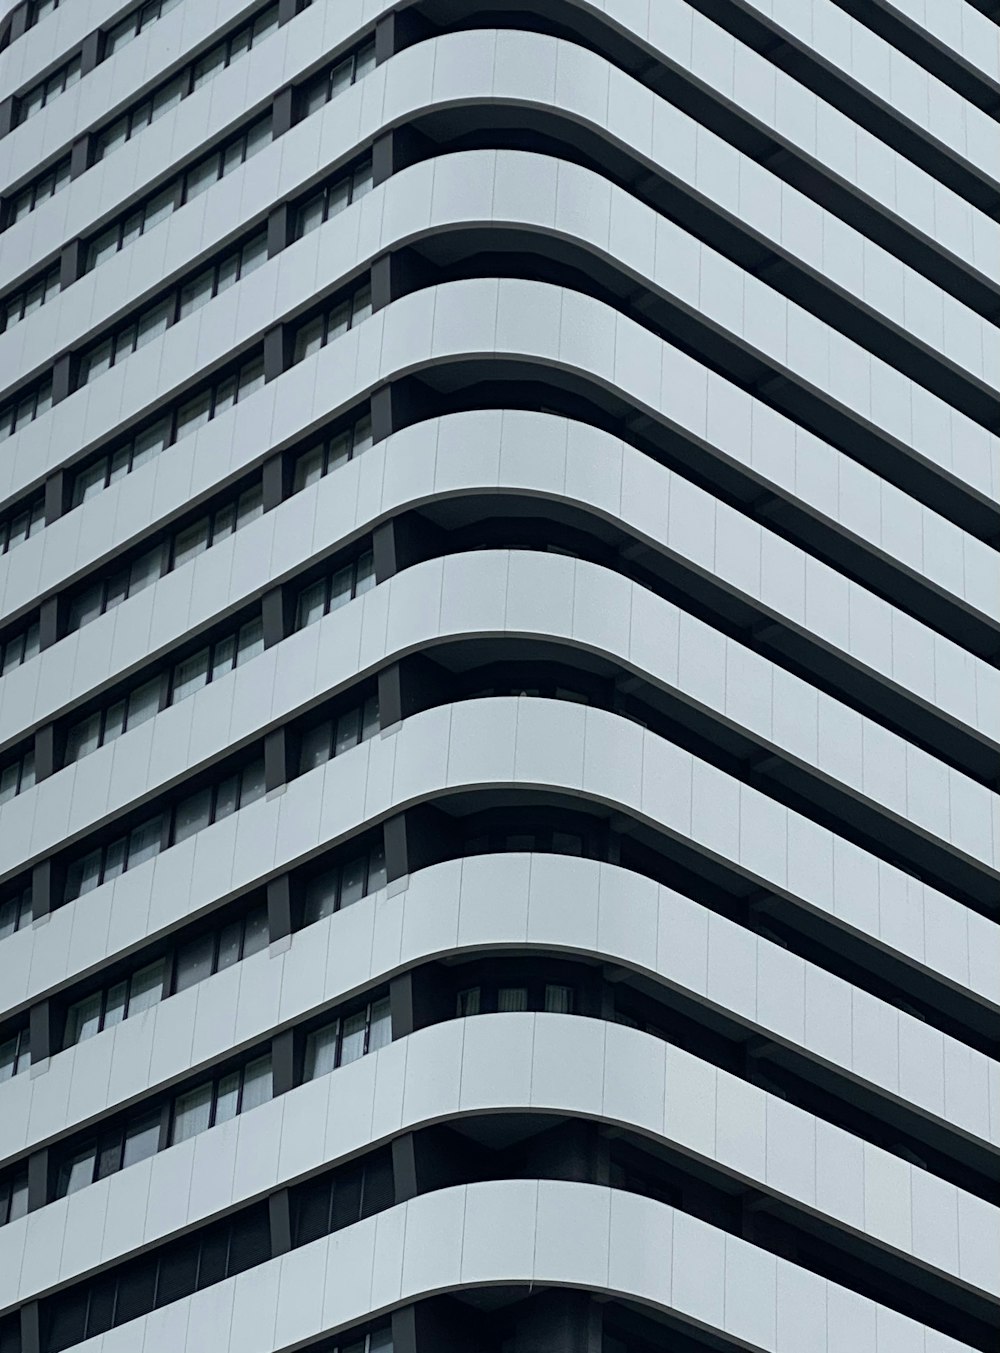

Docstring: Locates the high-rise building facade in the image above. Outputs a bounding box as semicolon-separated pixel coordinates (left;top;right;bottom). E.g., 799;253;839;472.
0;0;998;1350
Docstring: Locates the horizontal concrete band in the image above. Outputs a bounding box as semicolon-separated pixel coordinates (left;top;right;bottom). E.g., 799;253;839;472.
2;3;994;305
4;46;996;415
27;1179;987;1353
1;811;995;1163
707;0;1000;181
1;547;994;901
3;47;997;507
1;1013;995;1314
4;242;992;645
1;342;995;775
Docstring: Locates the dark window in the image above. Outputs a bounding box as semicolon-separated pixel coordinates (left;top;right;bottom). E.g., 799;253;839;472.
0;493;45;554
0;1026;30;1081
13;56;81;128
0;744;35;805
0;883;32;941
62;753;265;901
290;283;371;365
297;694;379;775
294;549;375;630
53;1052;271;1202
70;353;264;506
302;842;387;926
290;1151;392;1247
292;411;372;493
302;996;391;1081
0;268;59;334
293;159;373;241
102;0;183;57
77;232;268;388
0;376;53;442
43;1202;269;1352
62;898;268;1049
454;980;575;1018
2;156;71;230
298;40;375;120
83;117;270;273
95;4;279;162
0;1171;28;1228
64;610;262;766
0;619;40;677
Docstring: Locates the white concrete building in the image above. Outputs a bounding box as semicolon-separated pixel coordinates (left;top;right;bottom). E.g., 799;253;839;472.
0;0;997;1350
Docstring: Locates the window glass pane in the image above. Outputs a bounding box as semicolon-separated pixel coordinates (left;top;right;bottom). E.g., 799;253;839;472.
127;817;163;869
102;835;128;882
144;184;176;231
213;1070;241;1124
64;993;102;1047
184;156;219;202
239;231;268;277
242;905;269;957
237;358;264;399
544;984;573;1014
326;428;352;470
172;1082;213;1142
355;551;375;593
172;647;210;702
339;856;365;908
213;773;240;821
294;446;325;493
293;316;323;364
217;919;242;971
8;1176;28;1223
103;982;128;1029
361;696;380;741
498;987;528;1013
334;706;361;755
235;484;263;527
296;579;326;629
176;389;212;438
325;300;351;342
355;41;376;78
97;1136;125;1183
136;298;172;347
239;1055;271;1111
128;547;162;597
210;633;236;679
329;56;353;97
339;1009;367;1065
132;415;171;468
102;700;127;745
192;44;226;89
303;870;338;925
368;998;391;1052
122;1113;161;1168
150;75;184;121
60;1148;96;1196
81;339;113;385
456;987;481;1017
66;847;102;899
0;1035;20;1080
174;930;214;991
213;374;237;417
299;723;331;773
328;565;354;611
173;517;210;569
128;959;166;1015
368;844;387;891
238;760;266;807
178;269;214;320
325;179;351;220
296;194;325;240
304;1022;338;1080
126;677;161;730
174;787;213;846
236;618;263;663
0;764;19;805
